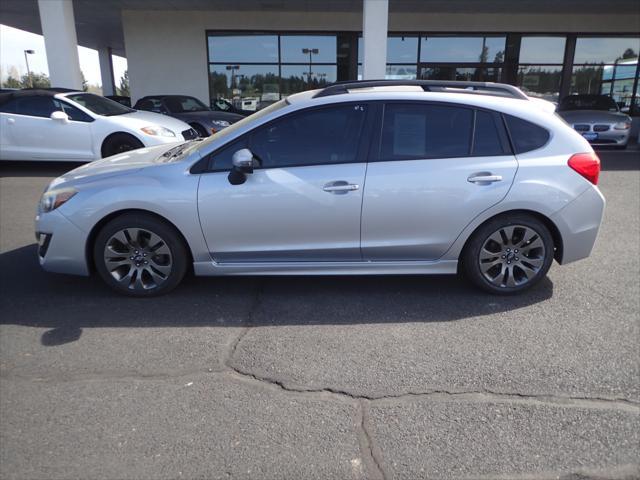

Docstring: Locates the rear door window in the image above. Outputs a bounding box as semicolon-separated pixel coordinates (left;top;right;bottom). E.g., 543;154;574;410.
380;103;473;160
504;114;550;154
473;110;511;156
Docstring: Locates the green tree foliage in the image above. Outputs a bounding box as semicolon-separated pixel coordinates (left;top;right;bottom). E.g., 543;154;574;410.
2;76;22;88
22;72;51;88
116;70;130;96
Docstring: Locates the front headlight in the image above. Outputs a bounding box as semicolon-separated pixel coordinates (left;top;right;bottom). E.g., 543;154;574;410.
140;126;176;137
211;120;230;128
613;121;631;130
40;188;77;213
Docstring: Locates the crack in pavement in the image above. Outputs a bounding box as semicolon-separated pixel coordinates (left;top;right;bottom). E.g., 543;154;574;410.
358;399;388;480
224;362;639;412
222;292;639;480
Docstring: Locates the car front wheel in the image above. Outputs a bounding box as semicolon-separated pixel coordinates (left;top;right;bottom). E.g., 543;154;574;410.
101;133;144;158
462;214;554;294
94;213;188;296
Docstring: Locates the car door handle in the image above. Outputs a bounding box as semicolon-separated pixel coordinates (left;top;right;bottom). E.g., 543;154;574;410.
7;118;15;124
467;174;503;184
323;181;360;193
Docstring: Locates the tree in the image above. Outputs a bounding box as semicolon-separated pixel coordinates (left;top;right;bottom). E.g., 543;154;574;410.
81;71;88;92
616;48;638;62
2;76;22;88
21;72;50;88
116;70;130;96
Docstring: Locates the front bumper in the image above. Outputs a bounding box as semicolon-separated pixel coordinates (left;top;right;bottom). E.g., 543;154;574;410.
35;209;90;276
551;185;606;264
575;128;630;146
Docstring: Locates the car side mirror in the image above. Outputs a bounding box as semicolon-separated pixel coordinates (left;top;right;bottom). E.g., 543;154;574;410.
50;111;69;123
228;148;257;185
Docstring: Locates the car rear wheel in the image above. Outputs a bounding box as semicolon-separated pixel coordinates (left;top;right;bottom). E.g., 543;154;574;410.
101;133;144;158
94;213;188;297
462;214;554;294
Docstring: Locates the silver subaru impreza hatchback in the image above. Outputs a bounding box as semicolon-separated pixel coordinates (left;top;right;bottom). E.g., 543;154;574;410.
35;80;605;297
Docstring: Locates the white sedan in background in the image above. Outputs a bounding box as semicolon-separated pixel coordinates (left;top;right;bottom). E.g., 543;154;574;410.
0;89;197;162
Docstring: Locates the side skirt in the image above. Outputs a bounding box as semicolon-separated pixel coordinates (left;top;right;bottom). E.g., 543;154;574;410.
193;260;459;276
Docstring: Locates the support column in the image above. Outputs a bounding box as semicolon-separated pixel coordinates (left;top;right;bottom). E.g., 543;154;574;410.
37;0;83;90
362;0;388;80
98;47;116;96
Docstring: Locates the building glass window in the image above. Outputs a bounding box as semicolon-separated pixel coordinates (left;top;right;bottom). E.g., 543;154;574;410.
207;33;338;110
357;35;419;79
516;36;566;103
570;37;640;111
420;36;506;63
519;37;566;64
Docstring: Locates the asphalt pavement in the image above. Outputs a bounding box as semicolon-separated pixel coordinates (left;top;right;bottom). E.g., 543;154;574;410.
0;150;638;480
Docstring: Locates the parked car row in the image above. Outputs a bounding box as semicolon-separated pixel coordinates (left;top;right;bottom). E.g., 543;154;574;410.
133;95;243;137
0;89;198;162
0;89;253;162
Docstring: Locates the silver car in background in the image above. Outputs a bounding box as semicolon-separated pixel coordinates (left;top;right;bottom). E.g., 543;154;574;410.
35;80;605;296
557;94;632;149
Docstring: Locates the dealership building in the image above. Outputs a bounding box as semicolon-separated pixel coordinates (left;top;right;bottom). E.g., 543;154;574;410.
1;0;639;113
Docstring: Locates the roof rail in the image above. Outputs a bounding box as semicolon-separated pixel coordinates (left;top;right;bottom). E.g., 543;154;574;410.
313;79;529;100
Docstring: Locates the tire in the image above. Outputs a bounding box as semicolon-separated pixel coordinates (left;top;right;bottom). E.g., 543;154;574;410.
461;214;554;295
190;123;209;138
101;133;144;158
93;213;189;297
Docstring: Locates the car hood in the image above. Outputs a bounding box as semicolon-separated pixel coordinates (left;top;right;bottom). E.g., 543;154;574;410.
48;144;180;189
170;110;244;124
557;110;630;124
112;110;192;132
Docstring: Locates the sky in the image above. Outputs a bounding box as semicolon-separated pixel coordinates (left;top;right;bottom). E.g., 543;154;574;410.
0;24;127;87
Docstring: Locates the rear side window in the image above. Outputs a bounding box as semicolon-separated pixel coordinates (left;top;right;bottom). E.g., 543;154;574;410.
10;96;57;118
473;110;510;156
380;103;473;160
504;114;550;154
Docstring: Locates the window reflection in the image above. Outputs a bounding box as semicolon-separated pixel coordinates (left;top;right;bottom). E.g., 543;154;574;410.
574;37;640;64
281;35;336;63
519;37;566;64
517;65;563;102
420;66;502;82
208;33;338;109
420;36;505;63
208;35;278;63
209;65;279;111
571;37;639;111
281;65;336;94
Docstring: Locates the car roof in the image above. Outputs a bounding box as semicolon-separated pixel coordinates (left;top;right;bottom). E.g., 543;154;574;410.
0;88;83;105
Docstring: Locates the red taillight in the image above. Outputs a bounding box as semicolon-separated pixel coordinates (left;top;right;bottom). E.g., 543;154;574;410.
568;152;600;185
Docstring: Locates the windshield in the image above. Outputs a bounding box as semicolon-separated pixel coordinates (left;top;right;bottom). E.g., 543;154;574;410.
164;96;209;113
214;99;232;111
558;95;619;112
65;93;135;116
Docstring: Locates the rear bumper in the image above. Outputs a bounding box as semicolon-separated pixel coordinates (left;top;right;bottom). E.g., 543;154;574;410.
551;185;605;264
35;209;90;276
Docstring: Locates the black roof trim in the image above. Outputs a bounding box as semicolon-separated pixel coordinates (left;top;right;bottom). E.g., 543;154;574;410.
0;88;82;104
313;80;529;100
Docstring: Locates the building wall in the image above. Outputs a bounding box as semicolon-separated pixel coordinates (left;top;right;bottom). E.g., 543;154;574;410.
122;9;640;103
